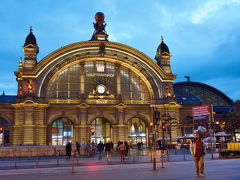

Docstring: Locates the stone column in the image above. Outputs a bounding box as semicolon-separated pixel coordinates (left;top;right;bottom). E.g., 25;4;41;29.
74;125;89;144
112;107;128;144
12;102;49;146
76;104;89;143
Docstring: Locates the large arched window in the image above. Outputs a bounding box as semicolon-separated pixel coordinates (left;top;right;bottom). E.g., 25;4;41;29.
90;117;111;144
51;118;73;145
0;117;10;146
120;67;149;101
47;61;150;103
128;118;146;145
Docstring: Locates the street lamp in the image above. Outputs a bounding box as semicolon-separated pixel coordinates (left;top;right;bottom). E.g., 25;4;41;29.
152;110;160;171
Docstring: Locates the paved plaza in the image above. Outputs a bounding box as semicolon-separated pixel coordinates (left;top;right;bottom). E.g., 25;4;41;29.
0;150;239;180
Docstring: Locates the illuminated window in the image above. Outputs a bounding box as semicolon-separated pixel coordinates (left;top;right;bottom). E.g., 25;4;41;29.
90;117;111;144
52;118;73;145
128;118;146;144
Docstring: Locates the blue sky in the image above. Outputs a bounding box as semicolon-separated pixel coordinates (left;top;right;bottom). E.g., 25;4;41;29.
0;0;240;101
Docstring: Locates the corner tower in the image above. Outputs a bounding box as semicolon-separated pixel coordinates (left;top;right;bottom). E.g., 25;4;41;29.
23;26;39;68
155;36;172;74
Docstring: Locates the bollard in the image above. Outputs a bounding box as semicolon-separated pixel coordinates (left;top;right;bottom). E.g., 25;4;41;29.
133;150;135;163
153;157;156;171
77;154;79;166
167;149;169;162
57;152;59;166
183;148;186;161
150;150;153;162
72;155;74;173
14;155;16;168
36;156;38;168
161;150;164;168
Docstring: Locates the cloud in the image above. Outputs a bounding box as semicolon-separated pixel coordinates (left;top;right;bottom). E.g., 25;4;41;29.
191;0;240;24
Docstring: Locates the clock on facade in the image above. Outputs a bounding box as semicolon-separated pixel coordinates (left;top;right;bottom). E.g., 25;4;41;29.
97;85;105;94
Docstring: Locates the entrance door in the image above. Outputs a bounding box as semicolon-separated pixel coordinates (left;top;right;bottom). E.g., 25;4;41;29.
51;118;73;145
128;118;147;147
91;117;111;144
0;118;10;146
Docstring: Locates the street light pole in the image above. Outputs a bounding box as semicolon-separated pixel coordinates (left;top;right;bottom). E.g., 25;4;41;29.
153;125;156;171
209;104;214;160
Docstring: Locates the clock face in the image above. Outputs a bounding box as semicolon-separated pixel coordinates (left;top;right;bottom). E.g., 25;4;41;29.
97;85;105;94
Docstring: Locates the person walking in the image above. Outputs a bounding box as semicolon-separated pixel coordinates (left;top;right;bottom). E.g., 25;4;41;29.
190;132;207;177
91;141;96;156
119;142;126;162
124;141;129;159
105;141;112;162
76;142;80;155
97;141;104;160
66;142;72;160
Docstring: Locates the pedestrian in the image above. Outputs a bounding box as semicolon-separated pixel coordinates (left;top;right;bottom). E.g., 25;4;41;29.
105;141;112;161
86;141;92;157
97;141;104;160
66;142;72;160
76;141;80;155
190;132;207;177
91;141;96;156
124;141;129;158
119;142;126;162
110;141;114;150
137;142;141;150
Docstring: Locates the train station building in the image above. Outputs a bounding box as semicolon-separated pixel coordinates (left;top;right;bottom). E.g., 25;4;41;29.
0;13;237;147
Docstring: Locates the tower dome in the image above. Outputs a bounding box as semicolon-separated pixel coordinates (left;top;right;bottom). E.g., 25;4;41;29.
24;26;37;46
155;36;169;56
154;36;172;74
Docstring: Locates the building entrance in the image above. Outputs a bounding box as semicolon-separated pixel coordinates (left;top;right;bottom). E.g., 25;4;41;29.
0;117;10;146
51;118;73;145
90;117;111;144
128;118;147;146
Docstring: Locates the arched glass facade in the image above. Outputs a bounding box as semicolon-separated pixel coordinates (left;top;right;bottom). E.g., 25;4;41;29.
47;61;150;103
174;82;232;106
51;118;73;145
128;118;146;145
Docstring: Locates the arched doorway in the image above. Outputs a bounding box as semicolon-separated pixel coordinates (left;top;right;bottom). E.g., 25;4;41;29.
51;118;73;145
128;118;147;145
90;117;111;144
0;117;10;146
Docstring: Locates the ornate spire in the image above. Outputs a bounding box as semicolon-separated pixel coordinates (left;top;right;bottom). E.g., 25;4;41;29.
30;26;33;33
18;57;23;71
155;36;172;74
19;57;23;66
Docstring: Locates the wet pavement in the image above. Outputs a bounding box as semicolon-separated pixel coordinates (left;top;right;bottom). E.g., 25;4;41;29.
0;158;239;180
1;149;239;180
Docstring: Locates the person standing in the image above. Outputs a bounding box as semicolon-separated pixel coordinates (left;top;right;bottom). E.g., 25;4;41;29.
105;141;112;162
119;142;126;162
86;141;92;157
97;141;104;160
66;142;72;160
190;132;207;177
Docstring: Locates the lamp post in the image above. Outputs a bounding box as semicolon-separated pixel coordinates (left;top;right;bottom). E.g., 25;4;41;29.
152;109;160;171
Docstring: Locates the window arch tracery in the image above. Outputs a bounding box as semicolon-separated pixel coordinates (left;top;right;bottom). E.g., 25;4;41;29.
47;60;151;103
